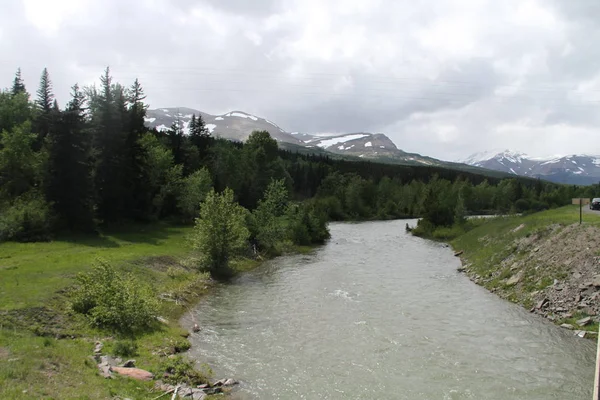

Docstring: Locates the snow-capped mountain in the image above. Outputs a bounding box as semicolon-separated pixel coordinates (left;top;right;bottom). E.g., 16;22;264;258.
145;108;304;144
145;108;445;167
462;150;600;184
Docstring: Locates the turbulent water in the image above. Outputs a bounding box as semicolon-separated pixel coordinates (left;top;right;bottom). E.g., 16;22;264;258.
185;220;596;399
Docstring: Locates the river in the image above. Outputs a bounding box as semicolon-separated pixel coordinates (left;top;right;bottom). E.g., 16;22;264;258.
184;220;596;399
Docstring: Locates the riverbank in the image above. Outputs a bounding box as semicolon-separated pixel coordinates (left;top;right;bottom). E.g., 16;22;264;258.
449;206;600;338
0;223;262;399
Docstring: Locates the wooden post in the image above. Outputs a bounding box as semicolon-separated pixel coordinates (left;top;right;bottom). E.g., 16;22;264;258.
594;326;600;400
580;198;583;225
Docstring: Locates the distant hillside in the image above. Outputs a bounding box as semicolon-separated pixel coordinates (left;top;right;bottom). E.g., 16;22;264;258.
145;108;519;180
462;150;600;185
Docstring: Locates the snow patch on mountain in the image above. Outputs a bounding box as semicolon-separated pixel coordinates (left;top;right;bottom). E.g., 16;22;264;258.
316;134;370;148
226;111;258;121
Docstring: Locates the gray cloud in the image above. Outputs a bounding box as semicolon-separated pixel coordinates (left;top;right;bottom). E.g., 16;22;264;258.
2;0;600;160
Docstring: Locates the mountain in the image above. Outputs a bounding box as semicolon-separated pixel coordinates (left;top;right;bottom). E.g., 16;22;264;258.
145;107;450;167
145;108;304;145
462;150;600;185
145;108;522;179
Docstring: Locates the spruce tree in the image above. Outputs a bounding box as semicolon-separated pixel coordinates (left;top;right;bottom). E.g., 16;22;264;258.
11;68;26;96
167;119;184;165
188;113;212;164
35;68;55;142
125;78;151;219
91;67;128;222
47;84;95;231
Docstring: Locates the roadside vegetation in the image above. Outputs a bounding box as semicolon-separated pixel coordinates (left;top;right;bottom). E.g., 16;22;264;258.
435;206;600;337
1;66;599;398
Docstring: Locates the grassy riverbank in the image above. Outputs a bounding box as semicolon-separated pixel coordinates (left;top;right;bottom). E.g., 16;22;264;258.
448;206;600;337
0;223;228;399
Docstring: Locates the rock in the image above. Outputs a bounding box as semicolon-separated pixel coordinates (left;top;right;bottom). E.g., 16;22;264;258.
224;378;238;386
156;316;169;324
196;384;210;389
454;251;464;257
593;275;600;287
575;293;582;303
213;379;226;387
563;312;573;319
121;359;136;368
535;298;549;310
457;266;466;273
506;271;523;286
155;382;176;392
560;324;574;330
191;389;207;400
574;330;587;338
577;317;592;326
98;364;112;379
193;323;201;333
110;367;154;381
99;355;119;367
94;342;103;354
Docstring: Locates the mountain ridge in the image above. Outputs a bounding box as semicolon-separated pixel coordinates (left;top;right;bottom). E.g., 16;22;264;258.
145;107;447;167
462;149;600;185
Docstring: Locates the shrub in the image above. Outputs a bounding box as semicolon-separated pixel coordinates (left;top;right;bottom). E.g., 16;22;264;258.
160;355;212;386
191;188;250;277
287;203;330;245
0;195;53;242
71;260;158;333
113;340;138;357
177;168;212;223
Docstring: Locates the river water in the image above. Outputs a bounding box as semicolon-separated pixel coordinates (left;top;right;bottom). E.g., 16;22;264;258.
185;220;596;399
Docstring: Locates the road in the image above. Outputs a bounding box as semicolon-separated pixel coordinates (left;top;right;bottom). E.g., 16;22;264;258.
583;206;600;215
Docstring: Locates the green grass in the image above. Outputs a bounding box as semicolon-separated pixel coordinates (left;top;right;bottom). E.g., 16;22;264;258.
0;223;223;399
450;205;600;316
0;223;192;310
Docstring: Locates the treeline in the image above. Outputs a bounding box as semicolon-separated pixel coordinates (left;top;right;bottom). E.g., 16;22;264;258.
0;68;590;245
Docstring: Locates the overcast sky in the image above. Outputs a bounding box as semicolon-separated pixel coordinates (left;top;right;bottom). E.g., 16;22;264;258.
2;0;600;161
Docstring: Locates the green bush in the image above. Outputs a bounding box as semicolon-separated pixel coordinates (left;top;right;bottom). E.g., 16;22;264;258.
0;195;52;242
191;188;250;277
287;203;330;245
160;355;212;386
71;260;158;333
431;225;466;240
113;340;138;357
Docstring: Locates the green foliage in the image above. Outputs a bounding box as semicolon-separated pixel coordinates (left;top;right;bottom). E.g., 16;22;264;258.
0;194;52;242
191;188;250;276
71;260;158;333
159;355;212;386
0;67;586;243
139;133;182;219
287;203;330;246
113;340;138;357
177;168;212;223
250;179;290;254
0;122;45;201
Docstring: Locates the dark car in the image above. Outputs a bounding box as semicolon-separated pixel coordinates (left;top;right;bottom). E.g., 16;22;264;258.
591;198;600;210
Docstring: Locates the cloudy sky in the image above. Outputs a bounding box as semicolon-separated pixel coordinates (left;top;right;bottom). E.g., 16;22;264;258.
2;0;600;161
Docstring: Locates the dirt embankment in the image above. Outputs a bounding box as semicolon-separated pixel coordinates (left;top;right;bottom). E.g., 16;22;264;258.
459;223;600;337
